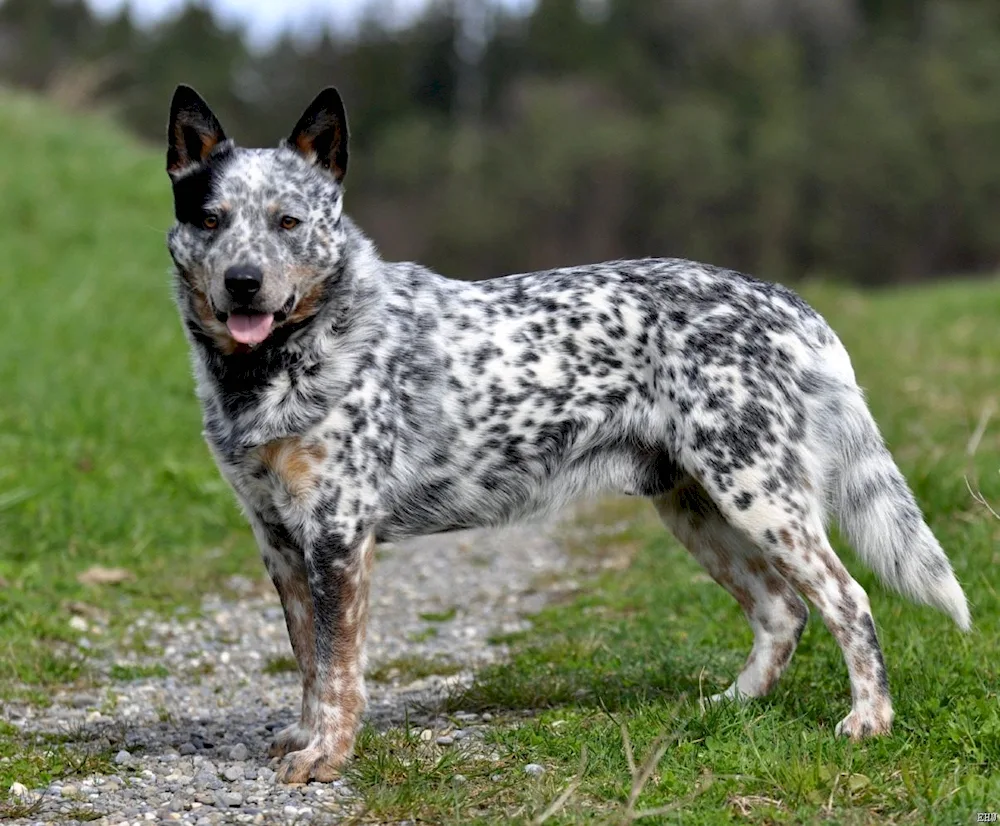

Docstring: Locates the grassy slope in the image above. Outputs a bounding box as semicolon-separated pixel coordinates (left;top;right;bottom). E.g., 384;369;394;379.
0;93;258;695
0;94;998;821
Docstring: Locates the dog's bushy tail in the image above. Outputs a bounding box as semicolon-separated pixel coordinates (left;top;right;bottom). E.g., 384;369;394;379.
824;391;970;630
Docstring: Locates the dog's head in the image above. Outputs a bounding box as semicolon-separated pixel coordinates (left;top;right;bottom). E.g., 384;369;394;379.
166;85;349;354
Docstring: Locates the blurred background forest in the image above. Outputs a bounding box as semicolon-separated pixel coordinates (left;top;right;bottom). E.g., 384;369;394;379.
2;0;999;283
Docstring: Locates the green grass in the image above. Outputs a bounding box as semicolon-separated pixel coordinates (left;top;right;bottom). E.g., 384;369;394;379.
107;663;169;682
0;722;117;797
0;93;260;698
0;93;998;821
367;654;463;684
262;655;299;676
420;607;459;622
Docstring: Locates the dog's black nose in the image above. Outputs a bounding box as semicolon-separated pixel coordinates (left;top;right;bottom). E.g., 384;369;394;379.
224;264;263;303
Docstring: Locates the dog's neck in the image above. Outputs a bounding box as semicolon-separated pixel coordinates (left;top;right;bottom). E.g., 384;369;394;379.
190;218;387;454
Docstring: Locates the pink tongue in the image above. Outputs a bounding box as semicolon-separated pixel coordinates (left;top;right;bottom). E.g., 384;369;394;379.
226;313;274;345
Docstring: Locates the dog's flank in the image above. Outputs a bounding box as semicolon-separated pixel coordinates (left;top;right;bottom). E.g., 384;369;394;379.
165;85;970;781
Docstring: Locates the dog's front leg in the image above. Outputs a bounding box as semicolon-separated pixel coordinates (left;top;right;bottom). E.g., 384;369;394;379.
274;525;375;783
246;517;318;760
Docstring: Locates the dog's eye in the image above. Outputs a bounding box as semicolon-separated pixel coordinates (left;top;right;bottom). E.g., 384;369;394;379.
280;216;300;230
202;214;219;230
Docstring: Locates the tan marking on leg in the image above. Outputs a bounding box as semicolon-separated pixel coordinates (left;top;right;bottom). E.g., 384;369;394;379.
708;488;895;740
257;437;327;499
264;554;318;759
653;482;807;702
277;533;375;783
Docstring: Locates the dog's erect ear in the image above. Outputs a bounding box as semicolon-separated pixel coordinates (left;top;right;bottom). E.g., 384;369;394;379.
286;88;349;182
167;85;227;178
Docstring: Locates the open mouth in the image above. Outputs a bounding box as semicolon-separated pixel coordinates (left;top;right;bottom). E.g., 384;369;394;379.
222;296;296;346
226;312;274;345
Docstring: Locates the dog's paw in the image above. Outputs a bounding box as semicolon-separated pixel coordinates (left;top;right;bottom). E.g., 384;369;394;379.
834;705;893;740
268;723;312;759
702;683;749;708
274;743;346;784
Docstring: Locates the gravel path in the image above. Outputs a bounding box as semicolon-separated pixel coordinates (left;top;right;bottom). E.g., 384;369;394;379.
3;509;606;825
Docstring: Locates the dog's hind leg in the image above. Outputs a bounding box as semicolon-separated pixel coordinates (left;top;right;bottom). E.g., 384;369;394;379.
653;477;809;702
691;465;895;739
248;517;317;760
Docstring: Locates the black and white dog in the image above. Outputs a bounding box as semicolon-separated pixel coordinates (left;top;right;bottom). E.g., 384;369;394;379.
165;85;969;782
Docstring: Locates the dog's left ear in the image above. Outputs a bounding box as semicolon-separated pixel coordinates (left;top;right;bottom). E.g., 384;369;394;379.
286;87;349;182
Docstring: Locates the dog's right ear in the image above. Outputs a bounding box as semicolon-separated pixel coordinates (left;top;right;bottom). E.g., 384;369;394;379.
167;85;227;179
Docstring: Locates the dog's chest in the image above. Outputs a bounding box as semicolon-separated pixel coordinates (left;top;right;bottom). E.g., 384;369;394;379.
216;434;329;517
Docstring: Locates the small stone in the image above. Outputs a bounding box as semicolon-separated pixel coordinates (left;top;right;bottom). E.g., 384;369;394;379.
452;729;466;740
194;771;218;788
229;743;249;761
524;763;545;777
114;749;131;765
482;712;494;722
435;735;454;746
452;774;466;784
223;765;244;782
419;729;433;742
179;743;197;756
60;784;78;797
8;782;28;797
491;773;503;782
221;791;243;807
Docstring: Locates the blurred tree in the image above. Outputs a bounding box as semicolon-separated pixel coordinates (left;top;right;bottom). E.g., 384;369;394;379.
1;0;999;283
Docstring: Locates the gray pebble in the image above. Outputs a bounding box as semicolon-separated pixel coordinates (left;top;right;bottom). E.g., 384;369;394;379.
221;791;244;807
524;763;545;777
435;735;454;746
114;749;131;765
229;742;250;761
179;742;197;756
223;765;245;782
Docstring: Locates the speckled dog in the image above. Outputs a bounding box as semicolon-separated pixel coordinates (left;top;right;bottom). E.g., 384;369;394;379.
165;85;970;782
